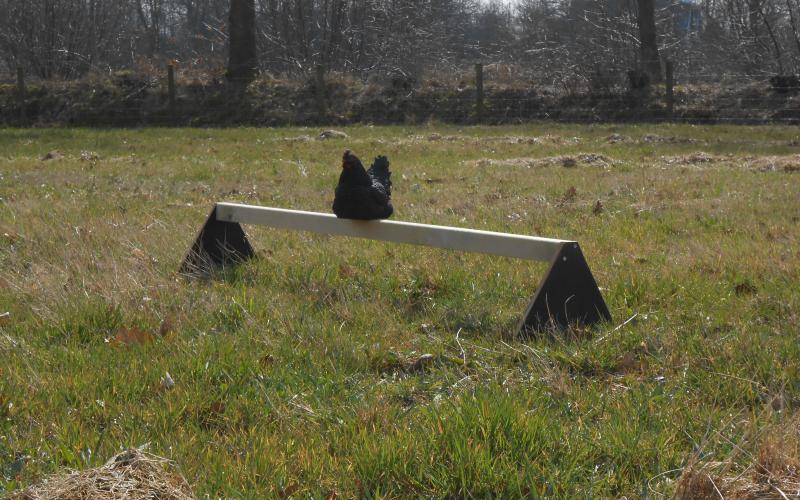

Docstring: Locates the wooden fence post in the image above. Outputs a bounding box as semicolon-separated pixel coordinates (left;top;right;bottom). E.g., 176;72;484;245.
315;65;327;118
475;63;484;122
665;60;674;119
17;66;25;123
167;64;176;110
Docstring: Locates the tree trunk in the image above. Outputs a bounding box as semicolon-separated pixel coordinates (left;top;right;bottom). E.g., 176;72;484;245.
636;0;662;83
227;0;258;83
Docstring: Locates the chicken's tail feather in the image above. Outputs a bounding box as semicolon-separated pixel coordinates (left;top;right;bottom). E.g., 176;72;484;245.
368;155;392;195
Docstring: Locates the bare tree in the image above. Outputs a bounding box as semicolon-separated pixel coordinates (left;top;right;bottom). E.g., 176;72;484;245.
4;0;800;86
0;0;134;78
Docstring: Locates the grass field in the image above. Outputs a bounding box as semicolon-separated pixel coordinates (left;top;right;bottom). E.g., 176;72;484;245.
1;124;799;497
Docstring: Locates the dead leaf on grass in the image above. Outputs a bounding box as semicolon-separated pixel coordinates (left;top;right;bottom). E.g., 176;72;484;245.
159;315;176;337
259;354;275;367
338;263;355;278
407;353;435;373
734;280;758;296
3;231;20;243
558;186;578;205
615;351;648;374
209;400;226;415
280;483;301;498
199;400;226;428
112;327;156;346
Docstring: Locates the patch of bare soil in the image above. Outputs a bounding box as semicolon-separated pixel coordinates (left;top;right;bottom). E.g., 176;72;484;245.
7;447;194;500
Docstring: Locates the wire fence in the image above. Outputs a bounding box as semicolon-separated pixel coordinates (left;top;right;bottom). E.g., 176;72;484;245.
2;63;800;126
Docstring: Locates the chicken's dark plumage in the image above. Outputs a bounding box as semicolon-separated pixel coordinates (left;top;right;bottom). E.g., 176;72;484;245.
333;150;393;220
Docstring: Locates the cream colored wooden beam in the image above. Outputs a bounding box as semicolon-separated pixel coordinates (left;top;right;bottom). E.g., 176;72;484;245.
215;202;569;262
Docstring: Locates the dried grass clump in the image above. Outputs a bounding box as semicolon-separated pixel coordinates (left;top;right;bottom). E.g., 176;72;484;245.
399;133;468;144
8;448;194;500
607;133;633;144
662;152;721;166
674;463;725;499
487;134;577;145
675;435;800;499
466;153;610;170
642;134;699;144
748;154;800;173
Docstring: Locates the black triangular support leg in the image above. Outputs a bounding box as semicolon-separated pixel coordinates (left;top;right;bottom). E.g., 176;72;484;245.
519;242;611;335
179;205;255;276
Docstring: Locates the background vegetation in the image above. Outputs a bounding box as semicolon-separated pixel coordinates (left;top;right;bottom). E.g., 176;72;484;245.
5;67;800;126
2;0;799;81
4;0;800;126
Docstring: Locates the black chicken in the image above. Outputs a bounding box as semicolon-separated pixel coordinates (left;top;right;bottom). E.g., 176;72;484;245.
332;150;393;220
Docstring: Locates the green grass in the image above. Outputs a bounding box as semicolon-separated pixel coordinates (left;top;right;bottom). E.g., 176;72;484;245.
1;123;799;497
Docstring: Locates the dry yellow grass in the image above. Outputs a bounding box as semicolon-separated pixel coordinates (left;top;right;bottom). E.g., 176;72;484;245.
8;448;193;500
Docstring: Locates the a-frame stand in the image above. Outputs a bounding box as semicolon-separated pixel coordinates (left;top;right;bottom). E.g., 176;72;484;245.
518;242;611;333
179;206;255;276
180;203;611;335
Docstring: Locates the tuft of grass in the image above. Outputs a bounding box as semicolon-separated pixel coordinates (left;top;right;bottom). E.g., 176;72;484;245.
0;123;798;497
